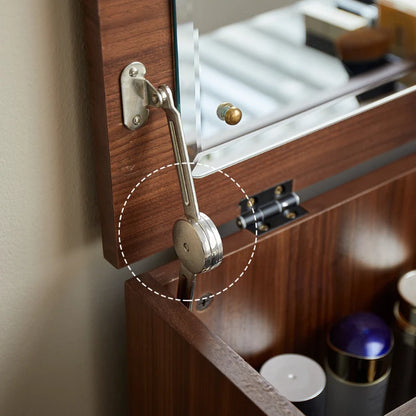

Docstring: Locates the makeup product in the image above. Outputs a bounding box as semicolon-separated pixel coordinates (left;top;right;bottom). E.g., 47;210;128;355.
326;312;393;416
260;354;326;416
385;271;416;411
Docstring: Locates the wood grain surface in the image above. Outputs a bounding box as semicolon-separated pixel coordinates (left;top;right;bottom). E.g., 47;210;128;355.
127;155;416;415
191;154;416;370
82;0;416;267
386;398;416;416
125;274;302;416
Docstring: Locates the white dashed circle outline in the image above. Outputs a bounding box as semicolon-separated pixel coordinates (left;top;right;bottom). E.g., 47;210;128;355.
118;162;258;303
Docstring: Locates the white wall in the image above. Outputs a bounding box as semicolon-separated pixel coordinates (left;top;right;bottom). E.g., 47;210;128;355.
0;1;131;414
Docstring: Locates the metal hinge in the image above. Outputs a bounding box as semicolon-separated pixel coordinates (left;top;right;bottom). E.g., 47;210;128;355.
236;180;307;234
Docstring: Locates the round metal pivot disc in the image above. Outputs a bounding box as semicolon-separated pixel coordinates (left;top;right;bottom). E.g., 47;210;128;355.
173;213;223;274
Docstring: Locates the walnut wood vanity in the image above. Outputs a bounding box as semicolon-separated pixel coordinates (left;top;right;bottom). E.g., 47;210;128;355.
82;0;416;414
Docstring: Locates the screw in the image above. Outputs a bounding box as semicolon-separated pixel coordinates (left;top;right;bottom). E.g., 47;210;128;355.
259;223;269;232
274;185;284;195
183;243;190;252
129;67;138;77
132;115;142;126
247;197;256;208
196;293;214;311
152;94;159;104
285;211;297;220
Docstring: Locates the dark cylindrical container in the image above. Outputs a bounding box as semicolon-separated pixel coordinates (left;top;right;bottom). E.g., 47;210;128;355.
385;271;416;411
260;354;326;416
326;312;393;416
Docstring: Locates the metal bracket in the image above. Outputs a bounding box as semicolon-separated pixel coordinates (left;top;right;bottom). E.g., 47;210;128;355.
120;62;162;130
120;62;223;309
237;180;308;235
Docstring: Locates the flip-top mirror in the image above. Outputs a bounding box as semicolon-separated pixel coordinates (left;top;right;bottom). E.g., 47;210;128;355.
173;0;416;176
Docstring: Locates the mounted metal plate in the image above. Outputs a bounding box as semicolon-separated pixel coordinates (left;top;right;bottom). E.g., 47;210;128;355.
120;62;161;130
237;180;308;235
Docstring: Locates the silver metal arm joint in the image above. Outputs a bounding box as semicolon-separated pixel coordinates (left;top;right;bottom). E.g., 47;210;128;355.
157;85;200;221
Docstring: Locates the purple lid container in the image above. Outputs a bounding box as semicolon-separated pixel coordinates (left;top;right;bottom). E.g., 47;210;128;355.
327;312;393;383
329;312;392;358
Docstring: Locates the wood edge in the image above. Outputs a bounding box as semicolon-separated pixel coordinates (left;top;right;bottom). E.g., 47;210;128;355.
304;151;416;214
385;398;416;416
81;0;119;267
125;275;302;416
225;89;416;191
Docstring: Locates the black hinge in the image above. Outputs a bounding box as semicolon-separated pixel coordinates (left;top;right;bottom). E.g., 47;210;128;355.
237;180;308;235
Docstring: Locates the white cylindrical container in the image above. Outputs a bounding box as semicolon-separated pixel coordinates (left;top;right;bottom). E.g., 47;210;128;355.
260;353;326;416
326;312;393;416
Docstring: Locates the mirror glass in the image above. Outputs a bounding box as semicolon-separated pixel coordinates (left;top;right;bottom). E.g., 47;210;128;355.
173;0;416;176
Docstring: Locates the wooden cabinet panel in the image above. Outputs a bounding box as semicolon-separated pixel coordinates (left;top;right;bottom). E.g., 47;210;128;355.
126;274;301;416
386;398;416;416
126;155;416;415
193;154;416;369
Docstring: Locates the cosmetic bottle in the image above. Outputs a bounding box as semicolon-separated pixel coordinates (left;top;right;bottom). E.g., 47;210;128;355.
385;271;416;411
326;312;393;416
260;354;326;416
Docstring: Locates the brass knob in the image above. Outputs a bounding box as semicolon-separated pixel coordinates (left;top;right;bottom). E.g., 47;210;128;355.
217;102;242;125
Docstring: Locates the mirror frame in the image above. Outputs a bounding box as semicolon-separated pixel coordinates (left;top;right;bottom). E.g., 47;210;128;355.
82;0;416;268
